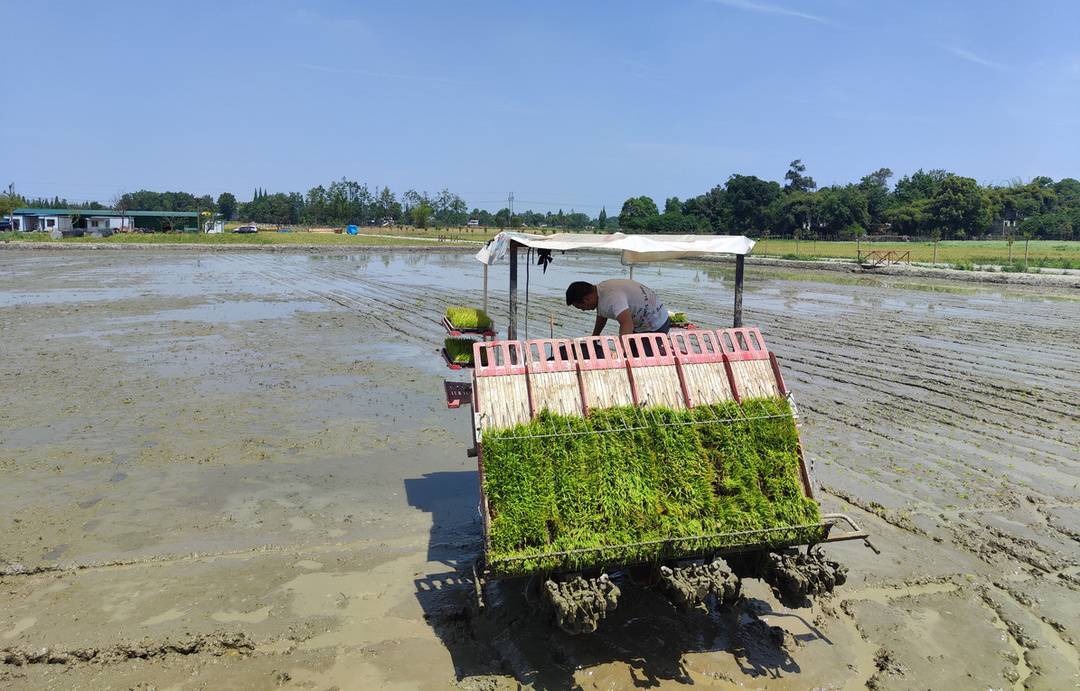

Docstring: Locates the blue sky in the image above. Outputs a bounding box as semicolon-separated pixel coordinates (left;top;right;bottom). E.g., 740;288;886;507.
2;0;1078;215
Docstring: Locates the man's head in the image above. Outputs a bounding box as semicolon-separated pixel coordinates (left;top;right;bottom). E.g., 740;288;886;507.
566;281;598;310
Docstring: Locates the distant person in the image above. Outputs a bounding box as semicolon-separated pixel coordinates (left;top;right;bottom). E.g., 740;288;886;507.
565;279;670;337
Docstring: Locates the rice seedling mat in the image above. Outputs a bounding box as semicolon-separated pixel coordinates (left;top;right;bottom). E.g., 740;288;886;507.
443;337;477;370
443;306;496;337
479;397;822;576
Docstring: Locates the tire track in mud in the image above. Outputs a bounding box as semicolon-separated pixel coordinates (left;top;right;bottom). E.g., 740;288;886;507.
215;255;424;340
216;254;594;350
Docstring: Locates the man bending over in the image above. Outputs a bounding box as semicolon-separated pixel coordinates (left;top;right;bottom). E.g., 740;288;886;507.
565;279;670;336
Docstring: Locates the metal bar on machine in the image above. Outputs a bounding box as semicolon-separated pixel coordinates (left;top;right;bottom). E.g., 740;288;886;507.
733;254;744;328
482;263;489;314
508;241;518;339
489;519;845;565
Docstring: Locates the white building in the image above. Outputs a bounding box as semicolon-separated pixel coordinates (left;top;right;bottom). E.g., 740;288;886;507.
85;214;134;232
10;209;73;233
11;208;200;234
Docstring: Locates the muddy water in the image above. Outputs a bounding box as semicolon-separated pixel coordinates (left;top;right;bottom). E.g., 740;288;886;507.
0;250;1077;689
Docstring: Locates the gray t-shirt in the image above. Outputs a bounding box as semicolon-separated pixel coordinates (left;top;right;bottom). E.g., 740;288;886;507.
596;279;667;332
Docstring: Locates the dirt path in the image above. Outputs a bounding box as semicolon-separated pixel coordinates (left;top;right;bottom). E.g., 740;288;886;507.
1;250;1077;689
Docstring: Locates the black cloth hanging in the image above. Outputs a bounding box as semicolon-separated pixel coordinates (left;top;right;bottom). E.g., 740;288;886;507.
536;248;554;273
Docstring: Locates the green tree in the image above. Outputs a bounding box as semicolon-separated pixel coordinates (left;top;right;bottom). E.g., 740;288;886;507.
893;169;949;206
683;186;727;231
724;175;781;234
1018;217;1038;270
858;168;893;226
929;176;991;239
774;190;816;236
884;198;932;235
216;193;237;221
783;159;817;194
411;201;433;228
0;193;22;224
618;196;659;231
817;185;869;237
375;187;400;222
597;207;607;229
1053;178;1080;207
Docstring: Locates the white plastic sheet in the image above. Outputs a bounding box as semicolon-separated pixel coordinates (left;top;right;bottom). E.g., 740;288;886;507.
474;231;754;266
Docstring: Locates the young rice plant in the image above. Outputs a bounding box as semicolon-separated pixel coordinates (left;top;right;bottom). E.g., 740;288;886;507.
481;397;821;576
445;306;493;330
444;337;475;365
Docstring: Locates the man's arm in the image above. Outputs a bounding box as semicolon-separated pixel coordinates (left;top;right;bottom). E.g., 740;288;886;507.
615;309;634;336
591;314;608;336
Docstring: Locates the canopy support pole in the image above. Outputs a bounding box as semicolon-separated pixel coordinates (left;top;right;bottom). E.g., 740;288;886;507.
629;264;634;280
733;254;745;327
482;263;489;314
508;241;519;339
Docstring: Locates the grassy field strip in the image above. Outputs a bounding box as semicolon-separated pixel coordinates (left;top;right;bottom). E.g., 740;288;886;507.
4;231;1077;267
755;239;1080;267
356;232;484;244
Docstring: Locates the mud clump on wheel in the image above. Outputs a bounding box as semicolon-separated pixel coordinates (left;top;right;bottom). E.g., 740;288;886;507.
658;559;741;611
759;550;847;608
543;574;620;635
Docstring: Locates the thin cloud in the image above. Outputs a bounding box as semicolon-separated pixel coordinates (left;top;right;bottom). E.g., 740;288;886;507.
708;0;829;24
295;62;463;86
941;46;1009;71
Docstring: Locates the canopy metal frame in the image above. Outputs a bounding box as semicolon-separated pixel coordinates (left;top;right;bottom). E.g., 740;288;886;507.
504;240;747;340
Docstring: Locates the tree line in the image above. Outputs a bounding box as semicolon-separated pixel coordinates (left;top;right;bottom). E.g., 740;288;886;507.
3;182;598;231
4;162;1077;240
619;161;1079;241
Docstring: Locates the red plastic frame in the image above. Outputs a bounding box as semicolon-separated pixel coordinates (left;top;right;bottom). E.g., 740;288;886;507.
716;327;770;362
669;329;725;365
523;338;578;374
573;335;627;371
620;333;675;367
473;340;527;377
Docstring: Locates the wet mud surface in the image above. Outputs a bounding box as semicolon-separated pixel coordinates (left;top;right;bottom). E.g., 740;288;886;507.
0;250;1077;689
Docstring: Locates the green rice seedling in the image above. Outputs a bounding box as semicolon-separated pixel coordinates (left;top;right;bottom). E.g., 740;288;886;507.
443;337;475;364
480;396;822;576
668;311;689;325
445;306;493;330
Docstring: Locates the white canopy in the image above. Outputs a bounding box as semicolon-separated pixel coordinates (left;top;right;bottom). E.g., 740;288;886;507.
474;231;755;266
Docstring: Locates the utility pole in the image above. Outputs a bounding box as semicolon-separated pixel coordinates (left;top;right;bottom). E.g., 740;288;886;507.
508;192;514;229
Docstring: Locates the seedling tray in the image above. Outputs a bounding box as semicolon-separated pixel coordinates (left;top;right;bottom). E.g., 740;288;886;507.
444;380;473;408
442;348;474;370
442;316;497;338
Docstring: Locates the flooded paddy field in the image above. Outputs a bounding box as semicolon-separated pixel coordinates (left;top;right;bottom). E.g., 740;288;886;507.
1;249;1077;689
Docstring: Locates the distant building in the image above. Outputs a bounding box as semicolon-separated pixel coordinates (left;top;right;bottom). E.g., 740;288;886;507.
466;219;480;227
11;208;201;234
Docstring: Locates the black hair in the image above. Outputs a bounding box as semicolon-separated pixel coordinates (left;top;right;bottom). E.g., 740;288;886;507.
565;281;594;306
